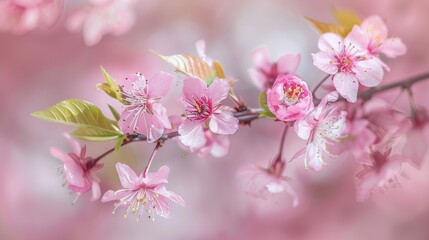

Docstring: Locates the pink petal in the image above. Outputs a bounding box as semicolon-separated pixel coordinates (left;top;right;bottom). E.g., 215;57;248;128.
91;181;101;201
251;46;272;74
209;111;239;135
182;77;207;101
155;186;186;206
360;15;388;39
344;25;369;52
50;147;68;163
38;0;63;27
65;6;90;32
146;165;170;185
402;129;427;169
277;53;300;74
356;171;379;202
354;57;384;87
101;190;129;202
63;133;81;155
147;71;175;98
82;13;105;46
317;33;343;54
294;118;313;140
248;68;268;91
312;52;338;75
178;120;206;148
116;163;139;189
151;102;172;129
305;143;325;171
210;134;230;158
207;78;229;103
333;72;359;103
63;161;87;190
379;37;407;58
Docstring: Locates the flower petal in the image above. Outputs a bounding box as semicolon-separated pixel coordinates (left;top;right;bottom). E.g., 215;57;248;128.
178;120;206;148
318;33;343;54
147;71;175;98
380;37;407;58
209;111;239;135
251;46;272;74
355;57;384;87
277;53;300;74
182;77;207;101
115;163;139;189
207;78;230;103
333;72;359;103
312;52;338;75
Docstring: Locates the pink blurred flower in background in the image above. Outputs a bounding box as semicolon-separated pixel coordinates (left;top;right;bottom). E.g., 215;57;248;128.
66;0;137;46
0;0;63;34
248;46;301;91
50;134;102;203
360;15;407;59
356;147;407;202
266;74;313;122
312;26;384;102
239;160;298;207
178;77;239;149
102;163;185;221
402;107;429;168
195;39;213;66
295;92;347;171
119;72;175;143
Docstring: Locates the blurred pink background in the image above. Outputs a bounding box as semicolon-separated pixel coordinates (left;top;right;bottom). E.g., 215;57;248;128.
1;0;429;239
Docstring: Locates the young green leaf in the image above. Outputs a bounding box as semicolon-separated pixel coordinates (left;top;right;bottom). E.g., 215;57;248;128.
258;91;276;119
115;135;127;151
151;50;214;83
97;66;125;103
32;99;124;141
108;104;121;121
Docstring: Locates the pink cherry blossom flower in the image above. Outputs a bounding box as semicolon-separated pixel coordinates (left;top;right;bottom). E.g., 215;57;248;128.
355;147;406;202
266;74;313;122
312;26;384;102
402;107;429;169
119;72;175;143
101;163;185;221
50;134;102;202
178;77;239;149
170;115;231;158
0;0;63;34
248;46;301;91
332;117;377;166
65;0;137;46
295;92;347;171
239;160;298;206
360;15;407;59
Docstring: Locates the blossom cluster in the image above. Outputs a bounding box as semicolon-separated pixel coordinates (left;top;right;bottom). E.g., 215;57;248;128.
31;11;429;222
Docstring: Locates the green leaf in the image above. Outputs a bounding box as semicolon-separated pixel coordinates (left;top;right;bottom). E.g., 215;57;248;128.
115;135;127;151
31;99;124;141
71;126;124;141
151;50;214;84
108;104;121;121
97;66;125;103
258;91;276;119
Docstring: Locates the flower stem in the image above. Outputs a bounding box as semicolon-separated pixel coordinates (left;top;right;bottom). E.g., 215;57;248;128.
359;71;429;101
312;75;331;99
143;142;162;178
277;125;289;162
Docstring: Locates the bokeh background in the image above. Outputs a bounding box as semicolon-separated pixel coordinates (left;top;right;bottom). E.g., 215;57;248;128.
1;0;429;239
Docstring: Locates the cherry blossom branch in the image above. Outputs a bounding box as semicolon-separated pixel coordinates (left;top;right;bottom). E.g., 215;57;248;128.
312;75;331;99
359;72;429;101
143;142;162;178
90;109;262;165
